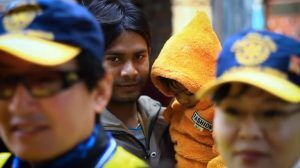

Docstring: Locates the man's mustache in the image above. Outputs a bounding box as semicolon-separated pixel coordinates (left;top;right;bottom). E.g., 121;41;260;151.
113;76;143;85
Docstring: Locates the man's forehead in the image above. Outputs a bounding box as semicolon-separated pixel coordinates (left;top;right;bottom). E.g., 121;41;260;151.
106;31;149;53
0;51;32;72
222;83;282;101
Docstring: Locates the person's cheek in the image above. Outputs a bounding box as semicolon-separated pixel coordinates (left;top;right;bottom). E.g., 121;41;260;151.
214;112;231;149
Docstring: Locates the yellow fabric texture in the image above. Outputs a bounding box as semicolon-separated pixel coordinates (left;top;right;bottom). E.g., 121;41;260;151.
0;152;11;168
164;99;219;168
151;12;221;96
207;155;226;168
104;146;148;168
151;11;225;168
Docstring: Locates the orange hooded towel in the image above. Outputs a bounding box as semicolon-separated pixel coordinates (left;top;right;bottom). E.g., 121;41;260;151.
151;11;223;168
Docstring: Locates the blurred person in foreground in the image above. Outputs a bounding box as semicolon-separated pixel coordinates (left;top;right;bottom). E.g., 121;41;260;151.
197;29;300;168
86;0;175;167
0;0;146;167
151;11;224;168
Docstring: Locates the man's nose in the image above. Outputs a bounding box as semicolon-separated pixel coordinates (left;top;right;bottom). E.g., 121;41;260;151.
8;84;35;115
121;61;138;78
238;115;264;140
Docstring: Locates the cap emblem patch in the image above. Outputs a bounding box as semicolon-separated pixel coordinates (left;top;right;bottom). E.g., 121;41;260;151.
3;1;41;32
231;33;277;66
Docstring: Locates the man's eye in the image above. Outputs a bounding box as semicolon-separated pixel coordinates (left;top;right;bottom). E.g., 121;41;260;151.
110;57;120;62
0;87;14;98
224;107;240;116
262;110;285;118
29;74;60;83
106;55;120;62
135;54;145;60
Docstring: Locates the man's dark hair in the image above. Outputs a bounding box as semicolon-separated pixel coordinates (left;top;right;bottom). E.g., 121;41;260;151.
86;0;151;49
76;52;105;91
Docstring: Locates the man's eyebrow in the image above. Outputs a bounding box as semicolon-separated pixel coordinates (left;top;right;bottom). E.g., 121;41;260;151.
105;50;124;55
105;51;123;56
105;49;148;56
135;49;148;54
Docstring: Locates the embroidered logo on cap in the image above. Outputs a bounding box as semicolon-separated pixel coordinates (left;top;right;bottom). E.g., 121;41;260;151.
192;111;212;132
231;33;277;66
3;0;41;32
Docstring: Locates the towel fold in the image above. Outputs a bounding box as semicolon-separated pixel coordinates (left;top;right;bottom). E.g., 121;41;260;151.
151;11;221;97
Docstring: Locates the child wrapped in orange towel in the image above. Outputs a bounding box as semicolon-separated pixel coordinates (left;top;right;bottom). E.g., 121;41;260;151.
151;11;224;168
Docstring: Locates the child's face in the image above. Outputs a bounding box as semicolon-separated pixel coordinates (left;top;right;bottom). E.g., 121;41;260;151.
168;80;198;108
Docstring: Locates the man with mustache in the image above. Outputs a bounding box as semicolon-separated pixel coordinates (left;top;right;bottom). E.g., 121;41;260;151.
86;0;175;167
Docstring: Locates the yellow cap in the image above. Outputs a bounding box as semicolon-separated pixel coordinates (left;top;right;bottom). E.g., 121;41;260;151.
196;68;300;103
0;33;80;66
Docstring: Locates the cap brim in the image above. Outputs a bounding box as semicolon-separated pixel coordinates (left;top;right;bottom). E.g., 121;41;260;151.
196;69;300;103
0;34;81;66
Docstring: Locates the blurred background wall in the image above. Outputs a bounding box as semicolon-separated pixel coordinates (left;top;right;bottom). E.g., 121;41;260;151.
266;0;300;40
141;0;300;58
172;0;211;34
0;0;10;11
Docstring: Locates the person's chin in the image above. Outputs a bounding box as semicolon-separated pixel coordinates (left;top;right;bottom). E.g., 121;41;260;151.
232;154;270;168
114;83;142;93
112;92;140;102
13;143;53;163
113;87;141;101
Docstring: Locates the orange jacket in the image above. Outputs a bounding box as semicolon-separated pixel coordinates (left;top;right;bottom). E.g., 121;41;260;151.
164;98;217;168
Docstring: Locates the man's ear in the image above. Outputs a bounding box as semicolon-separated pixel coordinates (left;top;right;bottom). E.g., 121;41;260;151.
93;73;112;114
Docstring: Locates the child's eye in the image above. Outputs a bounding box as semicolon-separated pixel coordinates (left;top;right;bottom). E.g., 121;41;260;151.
184;92;194;96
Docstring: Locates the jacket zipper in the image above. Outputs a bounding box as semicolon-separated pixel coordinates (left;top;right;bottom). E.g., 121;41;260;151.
108;103;162;160
109;130;150;159
145;104;161;153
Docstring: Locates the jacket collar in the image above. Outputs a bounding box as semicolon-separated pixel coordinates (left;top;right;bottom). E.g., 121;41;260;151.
101;96;162;136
